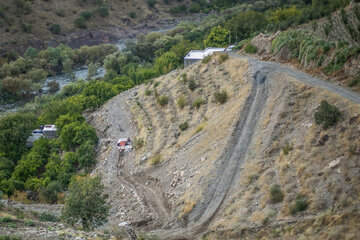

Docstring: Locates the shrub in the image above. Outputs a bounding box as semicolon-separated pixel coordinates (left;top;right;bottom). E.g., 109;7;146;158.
147;0;157;8
0;217;11;223
98;5;109;17
270;185;284;203
157;96;168;107
25;220;35;227
80;11;92;20
290;194;308;215
39;181;62;204
55;9;65;17
282;143;293;155
219;53;229;64
314;100;341;130
38;212;59;222
214;90;228;104
0;235;21;240
177;95;186;109
193;97;204;109
348;76;360;87
49;24;61;34
145;89;152;96
129;11;137;18
170;4;187;14
14;208;24;219
150;154;162;165
20;22;32;33
74;16;86;28
47;80;59;93
133;137;144;149
188;78;197;91
195;124;204;133
179;121;189;131
245;44;258;54
202;55;212;64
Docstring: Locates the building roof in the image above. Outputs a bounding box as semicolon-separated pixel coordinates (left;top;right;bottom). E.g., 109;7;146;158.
184;47;225;60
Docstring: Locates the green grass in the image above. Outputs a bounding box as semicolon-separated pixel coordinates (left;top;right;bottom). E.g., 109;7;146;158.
193;97;204;109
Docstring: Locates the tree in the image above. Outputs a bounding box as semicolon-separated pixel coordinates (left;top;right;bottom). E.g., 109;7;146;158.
225;11;267;42
61;176;109;231
76;141;96;173
204;26;230;47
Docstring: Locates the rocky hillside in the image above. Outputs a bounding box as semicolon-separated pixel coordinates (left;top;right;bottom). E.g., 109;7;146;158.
87;53;360;239
0;0;198;56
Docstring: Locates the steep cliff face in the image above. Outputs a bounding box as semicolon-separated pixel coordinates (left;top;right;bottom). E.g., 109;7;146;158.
87;54;360;239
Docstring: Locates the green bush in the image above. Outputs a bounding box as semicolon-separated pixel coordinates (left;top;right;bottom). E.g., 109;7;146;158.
80;11;92;20
38;212;59;222
170;4;187;14
129;11;137;18
245;44;258;54
0;236;21;240
188;78;197;91
74;16;86;28
39;181;62;204
214;90;228;104
0;217;11;223
290;194;308;215
98;5;109;17
25;220;35;227
282;143;293;155
147;0;157;8
193;97;204;109
49;24;61;34
179;122;189;131
157;96;168;107
348;76;360;87
314;100;341;130
176;95;186;109
270;185;284;203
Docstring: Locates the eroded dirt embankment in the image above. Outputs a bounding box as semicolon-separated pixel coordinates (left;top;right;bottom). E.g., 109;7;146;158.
88;54;360;239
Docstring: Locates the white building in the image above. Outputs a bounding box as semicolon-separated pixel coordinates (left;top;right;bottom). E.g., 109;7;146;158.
26;124;58;147
184;47;226;67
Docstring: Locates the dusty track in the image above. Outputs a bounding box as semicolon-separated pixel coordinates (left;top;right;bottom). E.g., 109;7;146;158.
89;55;360;239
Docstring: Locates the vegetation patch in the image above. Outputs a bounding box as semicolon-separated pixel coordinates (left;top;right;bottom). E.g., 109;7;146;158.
193;97;204;109
214;90;228;104
245;44;258;54
176;95;187;109
150;154;162;166
270;184;284;203
290;194;308;215
157;95;169;107
314;100;341;130
179;121;189;131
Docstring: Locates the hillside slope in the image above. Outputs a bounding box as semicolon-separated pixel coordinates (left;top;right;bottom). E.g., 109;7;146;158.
0;0;197;55
87;53;360;239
